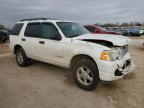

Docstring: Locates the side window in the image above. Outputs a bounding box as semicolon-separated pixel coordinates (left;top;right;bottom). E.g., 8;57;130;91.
24;23;41;37
41;23;61;40
11;23;24;35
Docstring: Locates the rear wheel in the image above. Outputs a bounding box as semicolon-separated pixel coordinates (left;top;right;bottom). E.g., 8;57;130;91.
2;38;7;43
16;48;30;67
72;58;100;91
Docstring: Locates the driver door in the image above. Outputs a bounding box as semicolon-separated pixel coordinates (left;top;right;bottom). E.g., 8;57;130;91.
38;22;69;66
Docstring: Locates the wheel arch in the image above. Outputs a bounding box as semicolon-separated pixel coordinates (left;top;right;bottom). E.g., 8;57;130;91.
70;54;98;70
14;44;23;54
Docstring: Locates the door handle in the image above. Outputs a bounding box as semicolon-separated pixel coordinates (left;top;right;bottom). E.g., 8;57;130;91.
21;38;26;41
39;41;45;44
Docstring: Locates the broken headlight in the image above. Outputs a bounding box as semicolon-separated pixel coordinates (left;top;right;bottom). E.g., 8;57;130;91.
111;47;122;60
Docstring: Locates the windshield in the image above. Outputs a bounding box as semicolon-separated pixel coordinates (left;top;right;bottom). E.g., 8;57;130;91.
57;22;90;38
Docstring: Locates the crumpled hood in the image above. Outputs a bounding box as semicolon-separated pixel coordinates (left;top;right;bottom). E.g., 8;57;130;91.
72;34;130;46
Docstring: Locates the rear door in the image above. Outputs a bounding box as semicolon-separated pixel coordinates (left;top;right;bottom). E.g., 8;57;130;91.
21;22;41;59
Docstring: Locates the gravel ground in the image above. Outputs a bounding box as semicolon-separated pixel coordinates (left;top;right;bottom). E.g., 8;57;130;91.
130;39;144;46
0;40;144;108
0;43;9;54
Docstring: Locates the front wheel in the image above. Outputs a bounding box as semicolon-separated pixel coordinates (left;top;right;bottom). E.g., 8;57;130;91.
16;48;30;67
72;59;100;91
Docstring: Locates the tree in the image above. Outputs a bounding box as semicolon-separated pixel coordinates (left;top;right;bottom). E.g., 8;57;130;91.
115;22;120;27
101;23;115;27
0;24;6;30
121;23;128;27
135;22;141;26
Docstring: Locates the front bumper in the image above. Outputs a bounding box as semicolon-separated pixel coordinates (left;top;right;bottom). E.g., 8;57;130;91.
95;53;135;81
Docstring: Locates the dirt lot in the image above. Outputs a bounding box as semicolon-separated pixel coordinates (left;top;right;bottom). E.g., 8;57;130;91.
0;40;144;108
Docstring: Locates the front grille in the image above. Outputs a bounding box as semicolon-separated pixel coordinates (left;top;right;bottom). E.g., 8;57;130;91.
121;45;128;57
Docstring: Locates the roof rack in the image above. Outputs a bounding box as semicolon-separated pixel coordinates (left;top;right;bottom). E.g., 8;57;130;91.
20;18;56;21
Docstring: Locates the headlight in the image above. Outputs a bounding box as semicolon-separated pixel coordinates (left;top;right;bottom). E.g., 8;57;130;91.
101;48;122;61
111;47;122;60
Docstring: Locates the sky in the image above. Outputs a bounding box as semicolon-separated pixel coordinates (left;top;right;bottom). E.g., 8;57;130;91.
0;0;144;28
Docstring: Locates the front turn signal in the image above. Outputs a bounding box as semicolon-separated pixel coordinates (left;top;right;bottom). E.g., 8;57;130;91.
101;51;111;61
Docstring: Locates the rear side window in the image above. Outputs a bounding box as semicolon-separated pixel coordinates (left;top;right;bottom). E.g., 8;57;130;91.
11;23;24;35
24;23;41;37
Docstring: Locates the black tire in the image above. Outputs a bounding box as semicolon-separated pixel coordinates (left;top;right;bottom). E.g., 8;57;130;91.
2;38;7;43
16;48;30;67
72;58;100;91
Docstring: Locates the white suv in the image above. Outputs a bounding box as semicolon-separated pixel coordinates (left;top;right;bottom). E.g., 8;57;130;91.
10;18;134;90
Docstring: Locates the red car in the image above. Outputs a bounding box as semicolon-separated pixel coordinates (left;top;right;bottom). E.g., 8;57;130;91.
84;25;122;35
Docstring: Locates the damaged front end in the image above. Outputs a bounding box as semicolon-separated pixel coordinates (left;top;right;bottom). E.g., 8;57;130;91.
82;39;114;48
72;34;134;81
115;59;132;76
82;39;129;61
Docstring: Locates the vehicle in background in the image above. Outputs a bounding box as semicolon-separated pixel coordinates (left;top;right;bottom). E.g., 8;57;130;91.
123;28;141;37
140;29;144;35
128;28;141;36
0;30;9;43
84;25;122;35
106;28;123;35
123;29;129;36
